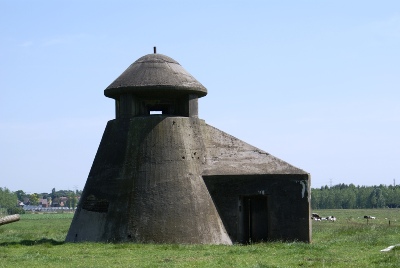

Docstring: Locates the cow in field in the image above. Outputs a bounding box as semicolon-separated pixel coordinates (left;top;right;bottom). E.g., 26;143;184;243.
325;216;336;222
364;215;376;219
311;213;321;221
311;213;336;222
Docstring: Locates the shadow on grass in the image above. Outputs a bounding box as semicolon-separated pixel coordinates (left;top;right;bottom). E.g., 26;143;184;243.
0;238;64;247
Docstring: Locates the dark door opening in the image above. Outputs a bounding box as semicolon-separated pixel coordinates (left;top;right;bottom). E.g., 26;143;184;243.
241;195;268;243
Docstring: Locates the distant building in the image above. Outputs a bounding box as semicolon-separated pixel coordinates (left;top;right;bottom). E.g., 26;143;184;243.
39;199;48;208
66;51;311;244
59;197;68;207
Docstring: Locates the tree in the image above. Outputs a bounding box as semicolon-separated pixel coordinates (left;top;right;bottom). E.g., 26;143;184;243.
15;190;26;202
376;188;386;208
356;187;370;208
51;188;58;200
66;192;78;209
0;187;17;214
29;193;39;206
312;183;400;209
341;188;356;209
311;189;321;209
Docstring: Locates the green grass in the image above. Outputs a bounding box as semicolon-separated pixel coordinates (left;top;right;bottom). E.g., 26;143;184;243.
0;210;400;267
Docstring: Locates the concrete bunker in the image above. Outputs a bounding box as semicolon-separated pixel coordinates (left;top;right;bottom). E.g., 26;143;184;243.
203;175;310;243
66;50;311;244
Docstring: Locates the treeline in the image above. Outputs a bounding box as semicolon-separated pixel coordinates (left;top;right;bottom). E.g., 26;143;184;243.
312;184;400;209
0;187;83;215
16;188;82;208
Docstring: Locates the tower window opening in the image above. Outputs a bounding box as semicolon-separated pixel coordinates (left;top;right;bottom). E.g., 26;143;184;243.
150;111;163;115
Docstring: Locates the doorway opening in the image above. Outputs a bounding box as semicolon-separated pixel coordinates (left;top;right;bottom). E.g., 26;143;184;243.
240;195;269;244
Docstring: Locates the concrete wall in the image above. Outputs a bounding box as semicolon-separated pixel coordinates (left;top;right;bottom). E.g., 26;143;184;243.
66;115;311;244
66;116;231;244
203;174;311;243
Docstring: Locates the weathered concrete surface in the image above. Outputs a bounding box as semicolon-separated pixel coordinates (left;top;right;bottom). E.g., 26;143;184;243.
0;214;20;226
203;175;311;243
66;116;231;244
201;124;308;176
105;54;207;99
66;116;311;243
199;124;311;243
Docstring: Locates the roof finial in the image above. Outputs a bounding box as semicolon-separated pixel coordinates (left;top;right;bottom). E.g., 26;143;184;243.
154;46;156;54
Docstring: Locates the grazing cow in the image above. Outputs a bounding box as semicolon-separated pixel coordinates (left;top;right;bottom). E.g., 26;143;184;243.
364;215;376;219
326;216;336;222
311;213;321;221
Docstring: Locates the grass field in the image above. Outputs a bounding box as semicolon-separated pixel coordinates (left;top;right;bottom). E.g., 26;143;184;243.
0;209;400;267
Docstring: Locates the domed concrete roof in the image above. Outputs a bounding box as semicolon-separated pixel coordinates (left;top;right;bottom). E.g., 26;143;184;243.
104;53;207;99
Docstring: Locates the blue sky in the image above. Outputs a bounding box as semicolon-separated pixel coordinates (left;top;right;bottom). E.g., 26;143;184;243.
1;1;399;193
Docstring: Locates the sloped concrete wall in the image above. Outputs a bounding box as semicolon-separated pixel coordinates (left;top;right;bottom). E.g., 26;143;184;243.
66;116;231;244
200;123;308;176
